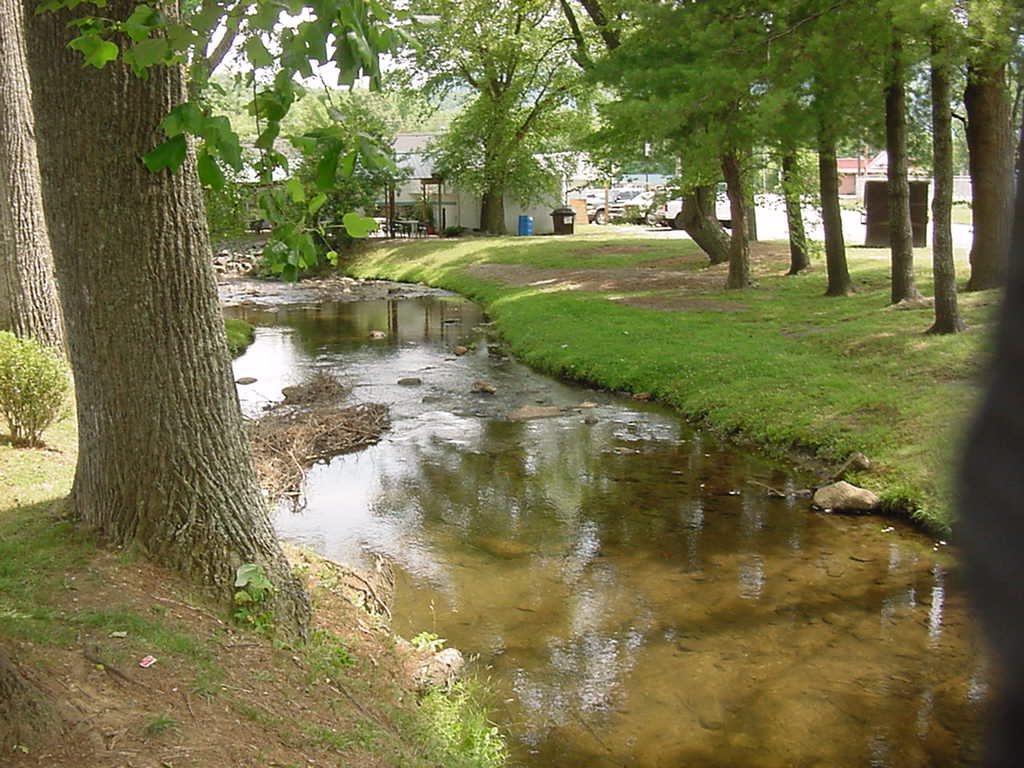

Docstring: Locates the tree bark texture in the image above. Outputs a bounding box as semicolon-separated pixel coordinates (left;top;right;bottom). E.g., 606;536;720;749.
965;60;1014;291
781;151;809;275
721;152;751;289
0;0;64;350
928;37;965;334
24;2;310;637
480;189;506;234
744;187;758;242
0;646;59;751
959;121;1024;768
886;36;920;304
817;134;853;296
677;185;730;264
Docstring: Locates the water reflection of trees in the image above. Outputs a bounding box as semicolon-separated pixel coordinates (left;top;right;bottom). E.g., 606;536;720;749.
254;295;982;767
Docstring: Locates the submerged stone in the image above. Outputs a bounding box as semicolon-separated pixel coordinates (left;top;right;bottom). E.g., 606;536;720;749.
509;405;562;420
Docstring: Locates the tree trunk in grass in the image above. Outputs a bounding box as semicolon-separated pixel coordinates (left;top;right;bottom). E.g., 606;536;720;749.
745;186;758;242
964;60;1014;291
0;646;59;751
678;184;730;264
818;133;854;296
480;188;506;234
928;33;965;334
886;35;921;305
781;151;809;275
959;100;1024;768
0;0;63;350
721;152;751;289
24;1;310;637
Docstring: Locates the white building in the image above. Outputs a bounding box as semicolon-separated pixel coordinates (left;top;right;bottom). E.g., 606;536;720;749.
388;133;564;235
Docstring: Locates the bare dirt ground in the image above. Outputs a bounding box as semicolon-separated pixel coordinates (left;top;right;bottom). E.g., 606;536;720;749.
4;543;424;768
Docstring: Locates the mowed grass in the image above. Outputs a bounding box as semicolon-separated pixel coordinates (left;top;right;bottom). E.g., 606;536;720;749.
347;233;997;535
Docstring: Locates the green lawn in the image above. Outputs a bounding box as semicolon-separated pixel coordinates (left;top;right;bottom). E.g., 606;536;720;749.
346;233;996;535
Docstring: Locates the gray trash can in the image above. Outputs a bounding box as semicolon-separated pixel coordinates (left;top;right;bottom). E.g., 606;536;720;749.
551;206;576;235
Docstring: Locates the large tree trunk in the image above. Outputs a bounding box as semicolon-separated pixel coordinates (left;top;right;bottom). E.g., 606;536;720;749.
744;186;758;242
0;0;63;350
781;151;809;275
480;189;506;235
25;2;310;637
959;112;1024;768
677;185;730;264
817;133;853;296
0;646;59;752
964;60;1014;291
886;36;921;304
721;152;751;289
928;34;965;334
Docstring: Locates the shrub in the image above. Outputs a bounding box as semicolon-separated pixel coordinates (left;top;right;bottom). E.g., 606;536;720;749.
443;225;467;238
0;332;70;447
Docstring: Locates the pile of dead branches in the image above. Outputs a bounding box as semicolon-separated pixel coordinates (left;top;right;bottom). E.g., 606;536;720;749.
279;372;349;405
248;374;390;502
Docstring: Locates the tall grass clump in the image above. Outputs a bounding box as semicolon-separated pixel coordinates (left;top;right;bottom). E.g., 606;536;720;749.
0;332;70;447
414;680;509;768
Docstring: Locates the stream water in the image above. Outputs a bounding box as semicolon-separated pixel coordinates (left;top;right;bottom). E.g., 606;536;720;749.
226;283;986;767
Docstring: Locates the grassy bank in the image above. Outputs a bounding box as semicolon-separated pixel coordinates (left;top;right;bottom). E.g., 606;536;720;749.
224;316;256;357
1;414;507;766
346;230;997;535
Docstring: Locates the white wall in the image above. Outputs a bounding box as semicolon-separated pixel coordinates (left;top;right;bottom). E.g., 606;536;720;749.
504;197;561;235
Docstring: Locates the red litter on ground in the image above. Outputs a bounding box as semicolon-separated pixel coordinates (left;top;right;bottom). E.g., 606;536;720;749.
138;656;157;668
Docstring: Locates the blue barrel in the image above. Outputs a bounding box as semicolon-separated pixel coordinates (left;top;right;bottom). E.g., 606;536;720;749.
517;215;534;236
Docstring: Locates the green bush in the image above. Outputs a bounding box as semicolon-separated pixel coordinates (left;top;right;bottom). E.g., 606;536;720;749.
0;332;70;447
204;176;253;239
443;226;467;238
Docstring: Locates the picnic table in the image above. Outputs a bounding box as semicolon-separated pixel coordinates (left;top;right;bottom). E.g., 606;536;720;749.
394;219;426;238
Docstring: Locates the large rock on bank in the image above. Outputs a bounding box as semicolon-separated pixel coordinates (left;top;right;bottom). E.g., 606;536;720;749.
812;481;881;512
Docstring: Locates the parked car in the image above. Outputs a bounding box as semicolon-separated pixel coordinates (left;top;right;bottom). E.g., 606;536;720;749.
651;188;733;229
591;188;651;224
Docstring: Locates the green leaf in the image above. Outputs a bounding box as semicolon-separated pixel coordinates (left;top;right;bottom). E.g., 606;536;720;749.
141;134;187;173
68;34;120;68
234;563;273;592
254;122;280;151
316;143;342;190
342;212;378;239
285;177;305;203
125;37;169;70
161;102;204;137
190;2;222;33
339;149;357;178
164;22;195;52
201;115;243;170
244;36;275;68
298;234;317;268
249;3;281;31
197;151;225;189
308;193;328;215
122;4;161;41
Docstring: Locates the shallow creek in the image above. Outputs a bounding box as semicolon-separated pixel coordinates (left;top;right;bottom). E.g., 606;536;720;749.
225;282;986;767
